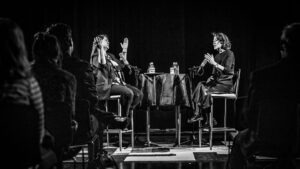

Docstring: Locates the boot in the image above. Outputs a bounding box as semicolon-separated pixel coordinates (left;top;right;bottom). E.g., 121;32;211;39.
187;106;203;123
187;114;203;123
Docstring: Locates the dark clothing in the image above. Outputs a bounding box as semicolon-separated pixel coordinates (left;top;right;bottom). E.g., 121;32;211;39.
33;62;76;169
63;57;98;113
228;58;300;169
192;81;211;110
33;62;76;122
90;53;143;117
106;53;128;85
1;76;44;168
192;49;235;113
90;53;133;99
1;76;44;142
110;83;143;116
212;50;235;85
90;53;113;100
62;56;119;158
144;73;193;107
62;57;100;149
207;49;235;93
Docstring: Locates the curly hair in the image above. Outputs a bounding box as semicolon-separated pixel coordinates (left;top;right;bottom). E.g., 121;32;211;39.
96;34;109;41
212;32;231;50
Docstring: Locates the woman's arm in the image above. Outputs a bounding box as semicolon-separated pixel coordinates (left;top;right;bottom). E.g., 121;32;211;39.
205;51;235;73
91;36;107;65
220;51;235;74
119;37;130;67
204;53;225;71
98;48;107;65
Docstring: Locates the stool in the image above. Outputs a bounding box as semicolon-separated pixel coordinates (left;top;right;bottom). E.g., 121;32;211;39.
209;69;241;150
104;95;134;151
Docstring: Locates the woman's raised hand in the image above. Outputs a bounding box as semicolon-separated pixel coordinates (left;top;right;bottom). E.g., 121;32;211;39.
93;36;101;48
120;37;129;52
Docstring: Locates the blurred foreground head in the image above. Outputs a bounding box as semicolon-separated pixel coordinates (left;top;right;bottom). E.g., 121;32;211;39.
0;18;30;81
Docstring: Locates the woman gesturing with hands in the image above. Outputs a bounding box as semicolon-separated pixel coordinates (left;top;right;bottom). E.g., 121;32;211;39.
188;32;235;126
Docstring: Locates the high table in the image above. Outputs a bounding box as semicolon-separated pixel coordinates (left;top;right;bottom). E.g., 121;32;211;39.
139;73;193;146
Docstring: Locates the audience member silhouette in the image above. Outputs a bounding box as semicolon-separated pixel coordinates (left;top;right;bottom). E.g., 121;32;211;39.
228;23;300;169
0;18;45;169
32;32;77;169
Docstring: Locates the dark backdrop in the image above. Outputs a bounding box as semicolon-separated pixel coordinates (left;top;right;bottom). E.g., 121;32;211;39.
2;1;299;130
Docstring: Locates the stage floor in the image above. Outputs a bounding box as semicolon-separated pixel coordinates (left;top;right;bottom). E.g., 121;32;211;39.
63;133;231;169
63;133;300;169
64;146;230;169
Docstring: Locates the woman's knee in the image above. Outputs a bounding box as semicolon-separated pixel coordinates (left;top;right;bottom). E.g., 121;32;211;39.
124;88;134;100
136;90;143;101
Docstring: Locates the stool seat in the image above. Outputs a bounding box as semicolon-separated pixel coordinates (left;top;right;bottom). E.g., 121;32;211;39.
104;129;133;133
108;95;122;99
211;93;237;99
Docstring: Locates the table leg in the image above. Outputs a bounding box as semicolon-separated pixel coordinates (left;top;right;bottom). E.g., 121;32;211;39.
178;106;181;146
145;106;160;147
174;105;181;147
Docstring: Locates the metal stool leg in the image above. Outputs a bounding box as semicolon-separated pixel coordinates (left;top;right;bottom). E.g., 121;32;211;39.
104;101;110;147
209;98;214;150
131;110;134;148
224;98;227;145
198;120;202;147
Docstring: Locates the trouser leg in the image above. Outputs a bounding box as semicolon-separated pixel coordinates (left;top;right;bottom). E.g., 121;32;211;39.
110;84;134;117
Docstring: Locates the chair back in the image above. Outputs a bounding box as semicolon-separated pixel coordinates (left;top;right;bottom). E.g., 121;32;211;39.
231;69;241;97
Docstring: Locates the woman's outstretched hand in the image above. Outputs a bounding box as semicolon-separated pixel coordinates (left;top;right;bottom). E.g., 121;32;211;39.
120;37;129;52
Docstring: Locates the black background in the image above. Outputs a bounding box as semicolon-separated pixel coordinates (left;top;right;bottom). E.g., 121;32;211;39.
2;0;299;131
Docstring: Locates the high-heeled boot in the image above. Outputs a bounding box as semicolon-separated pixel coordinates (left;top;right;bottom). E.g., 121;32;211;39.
188;106;204;123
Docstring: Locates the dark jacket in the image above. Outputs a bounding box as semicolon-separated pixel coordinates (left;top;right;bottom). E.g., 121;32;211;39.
63;57;98;112
245;57;300;153
33;62;76;147
90;52;130;100
139;73;193;107
156;73;193;107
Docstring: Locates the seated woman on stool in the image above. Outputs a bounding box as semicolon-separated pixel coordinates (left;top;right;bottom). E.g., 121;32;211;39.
188;32;235;126
90;34;143;129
